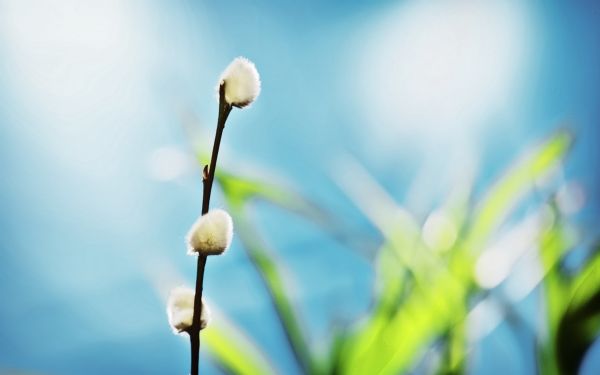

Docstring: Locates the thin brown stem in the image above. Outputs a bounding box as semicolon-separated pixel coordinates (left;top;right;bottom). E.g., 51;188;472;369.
189;255;206;375
189;83;232;375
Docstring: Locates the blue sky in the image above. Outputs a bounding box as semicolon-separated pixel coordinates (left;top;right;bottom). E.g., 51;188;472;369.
0;1;599;374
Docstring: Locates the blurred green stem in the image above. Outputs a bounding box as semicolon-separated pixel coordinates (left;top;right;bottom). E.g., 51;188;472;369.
227;200;315;374
190;83;232;375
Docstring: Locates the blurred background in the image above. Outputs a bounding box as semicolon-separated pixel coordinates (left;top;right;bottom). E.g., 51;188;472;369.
1;0;599;374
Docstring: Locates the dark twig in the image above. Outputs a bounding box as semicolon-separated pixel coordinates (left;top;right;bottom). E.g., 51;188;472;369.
189;83;232;375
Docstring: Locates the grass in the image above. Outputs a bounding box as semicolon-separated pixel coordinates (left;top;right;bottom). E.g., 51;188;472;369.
190;129;600;374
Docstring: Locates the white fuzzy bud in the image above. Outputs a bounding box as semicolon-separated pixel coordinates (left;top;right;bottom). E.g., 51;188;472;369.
186;209;233;256
219;57;261;108
166;286;210;334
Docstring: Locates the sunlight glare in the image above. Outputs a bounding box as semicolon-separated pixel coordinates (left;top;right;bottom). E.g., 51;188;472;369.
355;1;532;144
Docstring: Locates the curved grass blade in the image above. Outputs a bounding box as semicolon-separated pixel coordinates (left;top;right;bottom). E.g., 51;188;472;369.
217;170;378;257
203;312;277;375
465;130;572;252
231;206;316;374
555;240;600;375
216;175;316;373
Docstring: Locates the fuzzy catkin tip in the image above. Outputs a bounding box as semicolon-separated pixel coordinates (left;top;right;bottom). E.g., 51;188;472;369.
166;286;210;334
219;57;261;108
186;209;234;256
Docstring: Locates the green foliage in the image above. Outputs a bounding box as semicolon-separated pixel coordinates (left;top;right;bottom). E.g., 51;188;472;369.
218;172;318;374
539;219;600;375
190;130;599;374
203;317;276;375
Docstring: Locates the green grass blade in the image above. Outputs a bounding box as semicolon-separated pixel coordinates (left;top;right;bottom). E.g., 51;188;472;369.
231;207;316;374
341;271;466;375
215;176;316;374
554;240;600;374
204;313;277;375
569;241;600;310
217;171;377;257
466;130;572;252
537;209;574;375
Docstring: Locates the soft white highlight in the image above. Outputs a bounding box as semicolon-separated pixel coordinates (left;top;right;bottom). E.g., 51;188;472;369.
219;57;261;108
166;286;210;334
422;210;457;252
354;1;531;145
556;182;585;215
147;146;192;181
186;209;234;256
474;208;550;289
